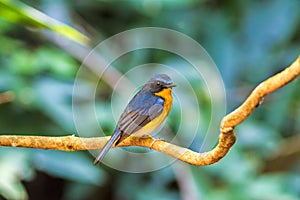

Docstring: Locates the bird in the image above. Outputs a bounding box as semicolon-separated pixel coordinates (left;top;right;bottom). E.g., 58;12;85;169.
94;74;176;165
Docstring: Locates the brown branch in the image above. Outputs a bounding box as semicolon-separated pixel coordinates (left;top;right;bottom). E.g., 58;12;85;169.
221;56;300;132
0;56;299;166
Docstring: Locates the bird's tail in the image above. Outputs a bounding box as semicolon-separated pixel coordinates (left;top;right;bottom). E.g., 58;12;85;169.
93;130;121;165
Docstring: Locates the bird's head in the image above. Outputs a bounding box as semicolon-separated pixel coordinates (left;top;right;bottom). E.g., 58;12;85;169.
144;74;176;93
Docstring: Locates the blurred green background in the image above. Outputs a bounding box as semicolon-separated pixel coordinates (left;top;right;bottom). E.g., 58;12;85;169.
1;0;300;199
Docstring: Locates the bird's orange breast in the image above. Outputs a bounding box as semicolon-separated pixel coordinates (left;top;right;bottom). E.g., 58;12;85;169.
133;88;173;137
154;88;173;115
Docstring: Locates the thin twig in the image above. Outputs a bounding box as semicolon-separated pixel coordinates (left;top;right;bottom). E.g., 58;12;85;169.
0;56;299;166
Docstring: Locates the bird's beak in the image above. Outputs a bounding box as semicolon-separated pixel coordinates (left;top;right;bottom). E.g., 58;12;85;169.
166;83;176;88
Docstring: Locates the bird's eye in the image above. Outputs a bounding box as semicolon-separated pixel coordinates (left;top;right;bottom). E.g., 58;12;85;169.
156;81;161;86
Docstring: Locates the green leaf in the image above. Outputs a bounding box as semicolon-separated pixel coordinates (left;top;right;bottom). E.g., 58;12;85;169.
0;0;89;45
33;150;106;186
0;149;34;200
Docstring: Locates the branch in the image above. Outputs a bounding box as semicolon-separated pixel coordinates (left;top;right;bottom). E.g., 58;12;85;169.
221;56;300;132
0;56;299;166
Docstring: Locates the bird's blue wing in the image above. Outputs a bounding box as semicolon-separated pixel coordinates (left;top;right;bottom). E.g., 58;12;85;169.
117;91;164;136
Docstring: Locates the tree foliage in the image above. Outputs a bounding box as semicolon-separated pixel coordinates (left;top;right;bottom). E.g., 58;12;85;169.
0;0;300;200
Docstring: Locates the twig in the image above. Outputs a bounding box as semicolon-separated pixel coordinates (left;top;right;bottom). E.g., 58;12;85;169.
0;56;299;166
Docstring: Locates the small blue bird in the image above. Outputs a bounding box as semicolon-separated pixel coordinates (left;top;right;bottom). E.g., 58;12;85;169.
94;74;176;165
